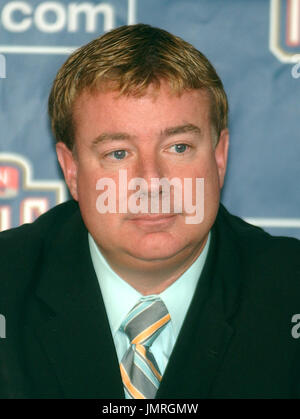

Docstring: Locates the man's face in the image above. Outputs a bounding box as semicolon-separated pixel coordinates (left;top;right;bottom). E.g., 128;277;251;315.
57;82;229;274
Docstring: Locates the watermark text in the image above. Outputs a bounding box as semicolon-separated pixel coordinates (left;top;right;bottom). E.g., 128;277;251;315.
95;170;204;224
0;313;6;338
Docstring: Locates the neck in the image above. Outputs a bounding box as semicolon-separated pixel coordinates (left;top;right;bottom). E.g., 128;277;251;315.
99;234;209;295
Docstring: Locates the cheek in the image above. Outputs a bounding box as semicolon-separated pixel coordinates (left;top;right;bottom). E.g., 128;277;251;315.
76;165;111;220
178;159;217;190
77;171;98;206
76;167;129;226
183;158;220;220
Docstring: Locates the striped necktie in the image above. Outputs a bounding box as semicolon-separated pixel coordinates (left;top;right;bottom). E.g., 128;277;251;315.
119;297;171;399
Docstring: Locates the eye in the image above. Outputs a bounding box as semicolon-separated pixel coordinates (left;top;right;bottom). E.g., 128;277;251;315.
106;150;128;160
170;144;190;154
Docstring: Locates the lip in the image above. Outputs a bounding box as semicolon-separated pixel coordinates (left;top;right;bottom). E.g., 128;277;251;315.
128;213;178;228
130;214;176;221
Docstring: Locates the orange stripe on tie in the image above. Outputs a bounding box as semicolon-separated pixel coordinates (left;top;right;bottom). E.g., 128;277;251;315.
132;314;171;345
120;363;146;399
135;344;162;382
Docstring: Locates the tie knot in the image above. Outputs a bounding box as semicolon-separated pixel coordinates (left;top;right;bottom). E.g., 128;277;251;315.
121;297;170;347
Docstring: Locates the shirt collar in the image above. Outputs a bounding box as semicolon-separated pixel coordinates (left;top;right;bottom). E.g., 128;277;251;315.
89;232;211;340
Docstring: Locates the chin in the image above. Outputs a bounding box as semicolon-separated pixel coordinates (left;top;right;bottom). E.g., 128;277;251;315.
126;233;186;262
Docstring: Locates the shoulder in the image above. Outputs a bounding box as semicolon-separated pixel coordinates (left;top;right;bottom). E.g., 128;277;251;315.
0;199;79;246
0;200;80;297
218;203;300;257
216;204;300;290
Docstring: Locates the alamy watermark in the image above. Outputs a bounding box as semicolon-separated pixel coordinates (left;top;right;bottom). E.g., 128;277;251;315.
0;314;6;338
291;314;300;339
95;170;204;224
0;54;6;79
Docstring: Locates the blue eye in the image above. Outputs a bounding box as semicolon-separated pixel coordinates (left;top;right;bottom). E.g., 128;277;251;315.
172;144;188;153
109;150;127;160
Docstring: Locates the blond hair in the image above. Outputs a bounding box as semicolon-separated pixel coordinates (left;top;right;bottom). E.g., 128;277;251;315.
48;24;228;150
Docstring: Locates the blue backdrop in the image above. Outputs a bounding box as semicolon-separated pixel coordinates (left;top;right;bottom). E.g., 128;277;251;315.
0;0;299;238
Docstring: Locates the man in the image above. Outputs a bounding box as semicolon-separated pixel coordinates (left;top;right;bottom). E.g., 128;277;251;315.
0;24;300;399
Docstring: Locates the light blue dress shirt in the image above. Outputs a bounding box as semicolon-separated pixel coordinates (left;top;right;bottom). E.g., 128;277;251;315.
88;232;210;394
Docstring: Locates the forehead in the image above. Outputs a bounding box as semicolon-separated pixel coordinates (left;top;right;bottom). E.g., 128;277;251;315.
72;83;212;139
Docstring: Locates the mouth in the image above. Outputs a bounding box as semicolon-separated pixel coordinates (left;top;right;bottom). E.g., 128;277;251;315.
128;213;178;228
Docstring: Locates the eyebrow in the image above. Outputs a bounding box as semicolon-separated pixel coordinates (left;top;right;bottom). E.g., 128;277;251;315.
161;123;202;139
91;132;135;147
91;123;202;147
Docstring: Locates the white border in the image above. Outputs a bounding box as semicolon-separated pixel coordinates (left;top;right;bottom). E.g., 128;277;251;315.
245;217;300;229
0;0;137;55
0;45;75;54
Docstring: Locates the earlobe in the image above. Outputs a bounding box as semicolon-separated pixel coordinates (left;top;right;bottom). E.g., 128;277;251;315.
215;129;229;189
56;142;79;201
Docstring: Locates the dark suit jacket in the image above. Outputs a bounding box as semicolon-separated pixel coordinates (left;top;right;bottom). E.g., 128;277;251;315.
0;200;300;398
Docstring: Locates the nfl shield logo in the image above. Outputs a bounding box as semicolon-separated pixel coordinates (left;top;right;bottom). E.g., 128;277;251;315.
270;0;300;62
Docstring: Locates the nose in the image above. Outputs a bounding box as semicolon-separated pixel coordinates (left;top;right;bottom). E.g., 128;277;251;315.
135;153;165;195
131;150;167;199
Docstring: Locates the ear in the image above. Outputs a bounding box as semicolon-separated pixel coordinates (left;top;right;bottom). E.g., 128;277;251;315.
56;142;78;201
214;128;229;189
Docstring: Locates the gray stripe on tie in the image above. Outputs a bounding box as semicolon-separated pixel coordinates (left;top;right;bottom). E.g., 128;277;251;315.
123;301;156;332
121;348;158;398
125;300;168;342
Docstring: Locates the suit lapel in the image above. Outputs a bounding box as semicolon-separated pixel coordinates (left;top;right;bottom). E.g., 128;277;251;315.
157;205;242;398
31;208;124;398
